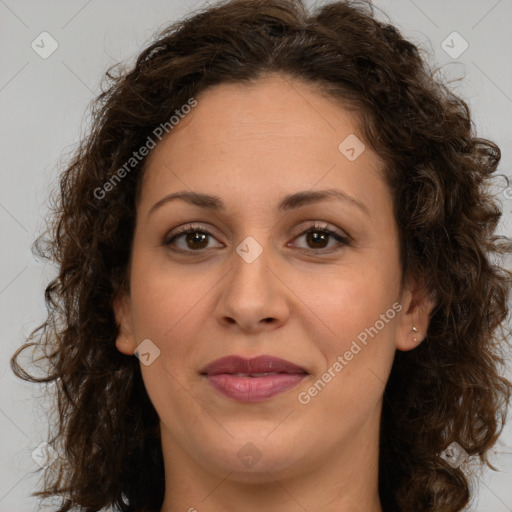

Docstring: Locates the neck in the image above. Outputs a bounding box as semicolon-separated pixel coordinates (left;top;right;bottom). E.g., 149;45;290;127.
158;409;383;512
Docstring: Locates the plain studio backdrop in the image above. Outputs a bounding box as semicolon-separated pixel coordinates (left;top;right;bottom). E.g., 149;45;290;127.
1;0;511;511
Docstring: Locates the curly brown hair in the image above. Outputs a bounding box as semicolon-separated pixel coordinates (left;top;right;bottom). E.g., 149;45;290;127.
11;0;512;511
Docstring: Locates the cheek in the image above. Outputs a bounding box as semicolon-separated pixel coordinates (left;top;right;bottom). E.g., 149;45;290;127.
127;257;210;415
304;264;400;398
304;262;400;343
128;245;207;341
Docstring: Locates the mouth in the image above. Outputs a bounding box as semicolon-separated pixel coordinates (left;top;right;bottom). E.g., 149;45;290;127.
200;355;308;402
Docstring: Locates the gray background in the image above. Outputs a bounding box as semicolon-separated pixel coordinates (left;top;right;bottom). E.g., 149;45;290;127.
1;0;511;510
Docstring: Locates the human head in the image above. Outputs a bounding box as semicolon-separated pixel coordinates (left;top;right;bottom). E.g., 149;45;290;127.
11;1;511;511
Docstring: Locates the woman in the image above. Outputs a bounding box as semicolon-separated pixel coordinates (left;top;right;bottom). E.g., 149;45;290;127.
11;0;512;511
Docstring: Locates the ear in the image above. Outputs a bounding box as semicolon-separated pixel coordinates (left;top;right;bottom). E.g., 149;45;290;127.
113;291;137;355
395;274;436;351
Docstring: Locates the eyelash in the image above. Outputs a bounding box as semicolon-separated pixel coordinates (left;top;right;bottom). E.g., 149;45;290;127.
163;222;352;255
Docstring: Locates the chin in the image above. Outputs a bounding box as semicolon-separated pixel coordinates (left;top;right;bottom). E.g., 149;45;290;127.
199;435;306;482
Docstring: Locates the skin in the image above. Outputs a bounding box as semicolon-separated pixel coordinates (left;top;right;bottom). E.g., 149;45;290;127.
114;73;435;512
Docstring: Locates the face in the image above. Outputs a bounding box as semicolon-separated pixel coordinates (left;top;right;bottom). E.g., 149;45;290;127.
114;73;433;485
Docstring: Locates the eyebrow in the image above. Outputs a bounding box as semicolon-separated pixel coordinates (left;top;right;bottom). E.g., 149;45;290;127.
147;188;370;217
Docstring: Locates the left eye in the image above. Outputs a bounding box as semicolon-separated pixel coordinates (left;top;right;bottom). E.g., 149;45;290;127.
292;225;351;252
164;223;351;253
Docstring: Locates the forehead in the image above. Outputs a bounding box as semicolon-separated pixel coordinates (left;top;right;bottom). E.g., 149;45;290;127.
138;74;388;217
160;75;364;148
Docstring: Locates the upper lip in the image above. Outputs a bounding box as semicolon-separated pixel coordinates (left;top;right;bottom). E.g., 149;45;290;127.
200;355;308;376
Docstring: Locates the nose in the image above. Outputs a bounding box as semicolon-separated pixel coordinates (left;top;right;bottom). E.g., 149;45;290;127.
215;241;291;334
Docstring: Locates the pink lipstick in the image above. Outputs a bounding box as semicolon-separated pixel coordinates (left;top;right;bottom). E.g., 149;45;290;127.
200;355;308;402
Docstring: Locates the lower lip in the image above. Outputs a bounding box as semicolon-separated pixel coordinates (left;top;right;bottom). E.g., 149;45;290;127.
205;373;307;402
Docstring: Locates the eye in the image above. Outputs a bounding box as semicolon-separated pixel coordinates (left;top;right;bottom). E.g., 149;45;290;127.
163;223;223;252
290;222;351;253
163;222;351;254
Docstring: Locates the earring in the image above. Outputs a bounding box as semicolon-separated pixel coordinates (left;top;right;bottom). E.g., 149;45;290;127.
412;326;419;342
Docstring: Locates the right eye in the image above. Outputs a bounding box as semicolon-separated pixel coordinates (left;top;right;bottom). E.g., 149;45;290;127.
163;224;223;253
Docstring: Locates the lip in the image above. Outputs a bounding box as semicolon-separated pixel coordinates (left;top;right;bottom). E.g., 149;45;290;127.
200;355;308;402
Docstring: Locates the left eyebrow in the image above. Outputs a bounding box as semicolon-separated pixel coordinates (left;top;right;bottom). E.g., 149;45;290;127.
147;188;370;218
278;189;370;216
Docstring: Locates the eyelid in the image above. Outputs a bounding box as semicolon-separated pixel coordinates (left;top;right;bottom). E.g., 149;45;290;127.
293;221;351;242
163;222;223;246
288;222;352;253
163;221;352;253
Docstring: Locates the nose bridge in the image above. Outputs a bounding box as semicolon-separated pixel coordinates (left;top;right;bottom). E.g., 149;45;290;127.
216;233;289;330
230;234;274;300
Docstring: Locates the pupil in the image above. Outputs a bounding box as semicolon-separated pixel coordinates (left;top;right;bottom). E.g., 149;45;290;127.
307;231;328;248
187;232;208;249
